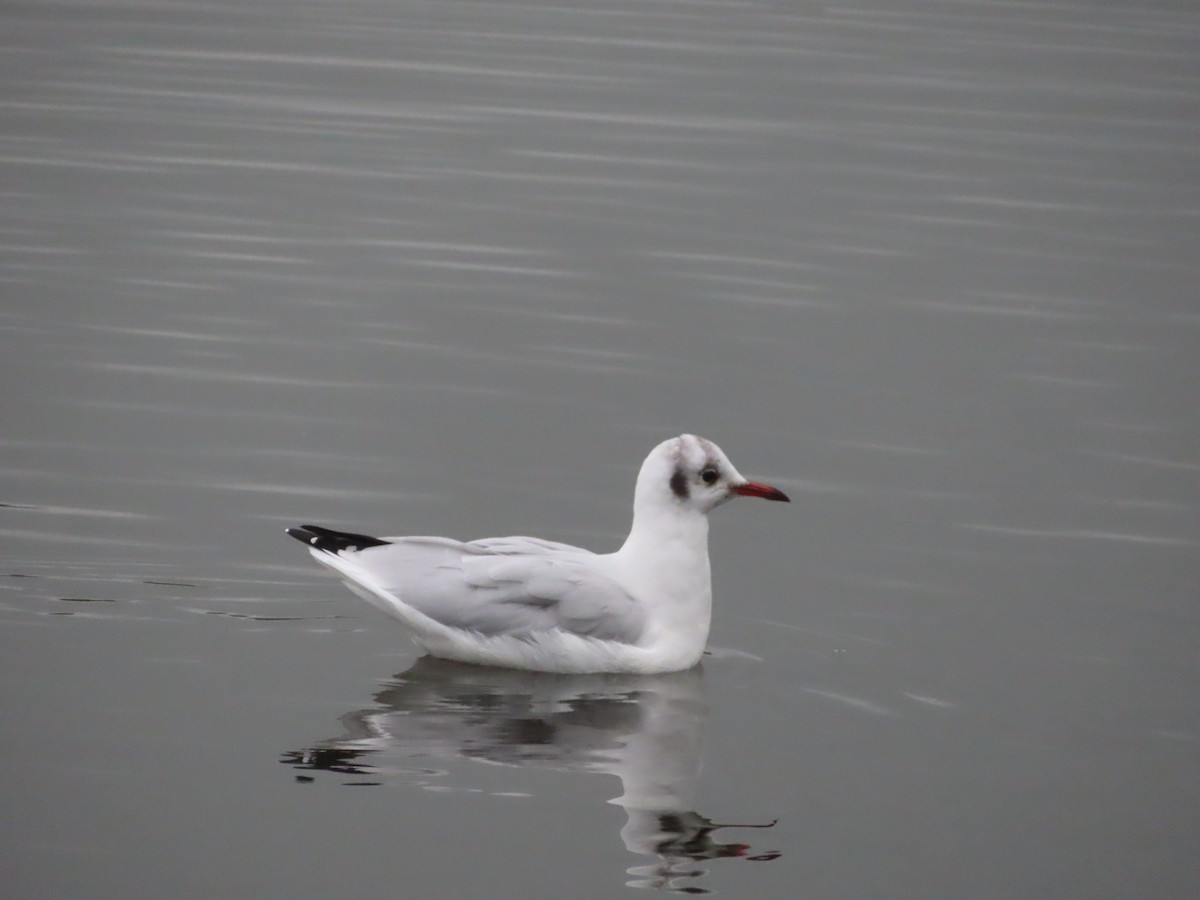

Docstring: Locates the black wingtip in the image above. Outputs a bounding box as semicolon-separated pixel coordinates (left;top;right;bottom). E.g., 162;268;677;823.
286;524;391;553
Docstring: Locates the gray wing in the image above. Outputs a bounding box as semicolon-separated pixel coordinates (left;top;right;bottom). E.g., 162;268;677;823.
348;537;646;644
469;535;590;556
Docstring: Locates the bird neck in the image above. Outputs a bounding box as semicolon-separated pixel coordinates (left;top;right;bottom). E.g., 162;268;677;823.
620;501;710;561
615;505;713;666
616;503;712;614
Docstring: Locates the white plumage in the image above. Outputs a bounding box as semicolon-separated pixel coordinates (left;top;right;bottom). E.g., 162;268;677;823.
288;434;788;673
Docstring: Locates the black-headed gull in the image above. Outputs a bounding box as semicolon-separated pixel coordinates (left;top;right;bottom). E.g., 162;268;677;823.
287;434;788;673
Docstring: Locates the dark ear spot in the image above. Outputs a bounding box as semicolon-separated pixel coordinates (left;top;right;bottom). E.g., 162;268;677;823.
669;468;689;500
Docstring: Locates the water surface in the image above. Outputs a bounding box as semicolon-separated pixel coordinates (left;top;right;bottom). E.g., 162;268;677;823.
3;1;1198;897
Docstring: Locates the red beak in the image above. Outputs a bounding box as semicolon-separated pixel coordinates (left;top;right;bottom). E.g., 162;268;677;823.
731;481;790;502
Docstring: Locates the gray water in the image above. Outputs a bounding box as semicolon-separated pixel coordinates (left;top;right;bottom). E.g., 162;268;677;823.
3;1;1199;897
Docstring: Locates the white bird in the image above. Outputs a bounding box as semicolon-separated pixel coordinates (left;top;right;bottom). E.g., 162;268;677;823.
287;434;789;674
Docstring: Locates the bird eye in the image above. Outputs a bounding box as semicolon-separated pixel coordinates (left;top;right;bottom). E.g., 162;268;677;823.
700;467;719;485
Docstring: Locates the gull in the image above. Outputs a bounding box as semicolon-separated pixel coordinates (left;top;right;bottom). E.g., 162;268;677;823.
287;434;788;674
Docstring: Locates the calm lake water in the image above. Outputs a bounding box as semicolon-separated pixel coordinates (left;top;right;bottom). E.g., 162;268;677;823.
3;1;1198;897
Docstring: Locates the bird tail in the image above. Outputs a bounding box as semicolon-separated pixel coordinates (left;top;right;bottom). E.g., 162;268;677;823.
285;524;391;554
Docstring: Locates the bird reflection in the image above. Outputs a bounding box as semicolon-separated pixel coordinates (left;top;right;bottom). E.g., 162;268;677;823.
282;657;778;892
